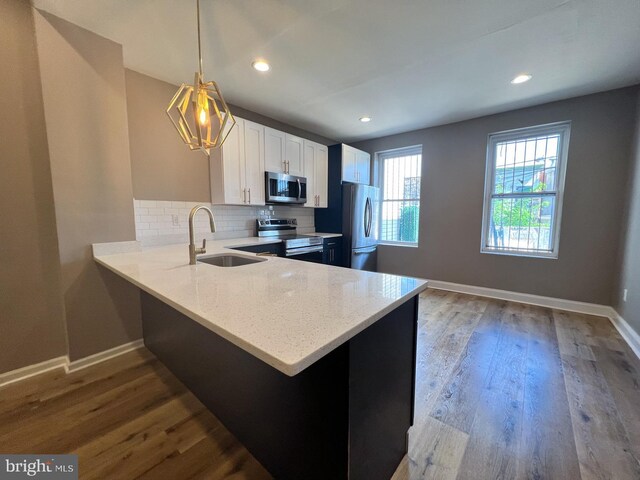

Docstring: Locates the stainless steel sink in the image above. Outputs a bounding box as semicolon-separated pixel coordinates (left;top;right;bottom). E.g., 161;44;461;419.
197;254;267;267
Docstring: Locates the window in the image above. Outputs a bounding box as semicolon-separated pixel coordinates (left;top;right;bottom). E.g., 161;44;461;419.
378;146;422;244
481;121;571;258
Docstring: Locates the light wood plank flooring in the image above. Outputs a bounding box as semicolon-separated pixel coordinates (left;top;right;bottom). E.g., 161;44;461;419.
1;289;639;479
392;290;640;480
0;349;271;479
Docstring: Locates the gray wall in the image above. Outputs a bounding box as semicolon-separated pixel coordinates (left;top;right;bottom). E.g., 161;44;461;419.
34;11;142;361
126;69;212;203
0;0;68;374
353;87;639;305
614;92;640;334
126;69;335;203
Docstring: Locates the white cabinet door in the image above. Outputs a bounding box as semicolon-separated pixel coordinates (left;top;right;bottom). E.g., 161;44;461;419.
303;140;316;207
264;127;286;173
315;145;328;208
356;150;371;185
243;120;265;205
221;118;245;204
285;134;304;176
342;144;357;183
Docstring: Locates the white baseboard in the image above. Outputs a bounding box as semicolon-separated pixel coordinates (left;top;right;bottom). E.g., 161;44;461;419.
427;280;614;318
428;280;640;360
608;309;640;360
66;339;145;373
0;356;68;388
0;339;145;388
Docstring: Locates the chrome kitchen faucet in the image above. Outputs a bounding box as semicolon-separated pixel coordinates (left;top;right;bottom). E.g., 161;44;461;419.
188;205;216;265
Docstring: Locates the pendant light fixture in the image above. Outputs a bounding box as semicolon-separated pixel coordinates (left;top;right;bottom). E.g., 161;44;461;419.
166;0;235;155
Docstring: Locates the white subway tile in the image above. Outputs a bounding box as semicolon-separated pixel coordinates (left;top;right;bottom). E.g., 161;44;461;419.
139;200;157;208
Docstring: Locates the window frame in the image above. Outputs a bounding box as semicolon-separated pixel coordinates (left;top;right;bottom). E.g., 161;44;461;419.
481;121;571;259
376;145;423;247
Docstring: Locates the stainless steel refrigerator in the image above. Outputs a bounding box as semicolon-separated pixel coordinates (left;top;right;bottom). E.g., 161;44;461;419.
342;183;379;271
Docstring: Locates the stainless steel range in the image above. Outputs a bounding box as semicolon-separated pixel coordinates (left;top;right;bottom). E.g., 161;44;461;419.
256;218;324;262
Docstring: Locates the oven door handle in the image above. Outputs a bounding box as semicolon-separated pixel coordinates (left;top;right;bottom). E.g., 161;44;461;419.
285;245;324;256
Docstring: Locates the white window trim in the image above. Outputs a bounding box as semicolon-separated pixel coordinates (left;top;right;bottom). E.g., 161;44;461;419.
376;145;423;246
480;121;571;259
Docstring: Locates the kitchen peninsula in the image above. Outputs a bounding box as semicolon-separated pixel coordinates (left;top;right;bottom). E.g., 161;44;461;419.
93;238;427;480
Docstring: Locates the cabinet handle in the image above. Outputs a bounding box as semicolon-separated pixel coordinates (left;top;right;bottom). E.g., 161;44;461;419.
248;188;251;203
243;188;246;203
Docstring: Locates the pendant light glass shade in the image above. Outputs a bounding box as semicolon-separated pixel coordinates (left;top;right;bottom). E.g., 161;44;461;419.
166;0;235;155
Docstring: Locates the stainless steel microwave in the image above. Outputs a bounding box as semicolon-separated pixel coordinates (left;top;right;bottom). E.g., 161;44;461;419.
265;171;307;204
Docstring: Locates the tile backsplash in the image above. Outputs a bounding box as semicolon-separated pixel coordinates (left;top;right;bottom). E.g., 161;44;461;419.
134;199;315;246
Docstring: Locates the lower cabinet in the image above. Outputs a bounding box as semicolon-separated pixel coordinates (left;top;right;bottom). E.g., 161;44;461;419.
230;243;282;256
323;237;343;266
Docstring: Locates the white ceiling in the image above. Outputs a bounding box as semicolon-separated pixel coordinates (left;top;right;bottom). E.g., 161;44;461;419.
33;0;640;142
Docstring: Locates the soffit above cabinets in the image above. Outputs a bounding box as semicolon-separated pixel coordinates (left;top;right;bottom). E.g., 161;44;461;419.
33;0;640;142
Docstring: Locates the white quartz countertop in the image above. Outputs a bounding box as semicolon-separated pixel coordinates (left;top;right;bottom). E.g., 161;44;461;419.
93;237;427;376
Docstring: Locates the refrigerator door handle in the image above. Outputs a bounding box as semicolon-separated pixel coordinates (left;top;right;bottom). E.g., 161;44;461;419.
354;246;376;254
364;197;371;237
367;196;373;237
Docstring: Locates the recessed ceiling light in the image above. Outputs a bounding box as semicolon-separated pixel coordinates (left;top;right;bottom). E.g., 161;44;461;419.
511;74;532;84
359;116;372;123
252;60;270;72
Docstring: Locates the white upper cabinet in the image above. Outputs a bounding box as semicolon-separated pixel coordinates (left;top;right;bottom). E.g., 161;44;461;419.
341;144;370;184
211;117;245;205
211;117;265;205
285;134;304;176
355;149;371;185
265;127;304;176
212;119;328;206
243;120;265;205
342;145;357;183
264;127;286;173
303;140;328;208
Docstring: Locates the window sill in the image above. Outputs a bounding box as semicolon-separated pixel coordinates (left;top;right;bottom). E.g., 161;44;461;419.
378;242;419;248
481;248;558;260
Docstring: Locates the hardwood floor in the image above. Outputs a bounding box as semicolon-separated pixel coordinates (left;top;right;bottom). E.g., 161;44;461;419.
0;349;271;479
1;289;638;479
392;290;640;480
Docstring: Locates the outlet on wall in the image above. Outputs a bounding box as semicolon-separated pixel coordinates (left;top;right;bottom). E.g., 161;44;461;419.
623;288;628;302
172;214;180;227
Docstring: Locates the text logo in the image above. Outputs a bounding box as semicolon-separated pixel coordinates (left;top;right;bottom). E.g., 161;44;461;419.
0;455;77;480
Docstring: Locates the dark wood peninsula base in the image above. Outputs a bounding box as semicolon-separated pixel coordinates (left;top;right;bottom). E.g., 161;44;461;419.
141;291;419;480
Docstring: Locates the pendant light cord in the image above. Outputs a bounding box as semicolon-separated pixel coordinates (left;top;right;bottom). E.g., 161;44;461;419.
197;0;203;76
